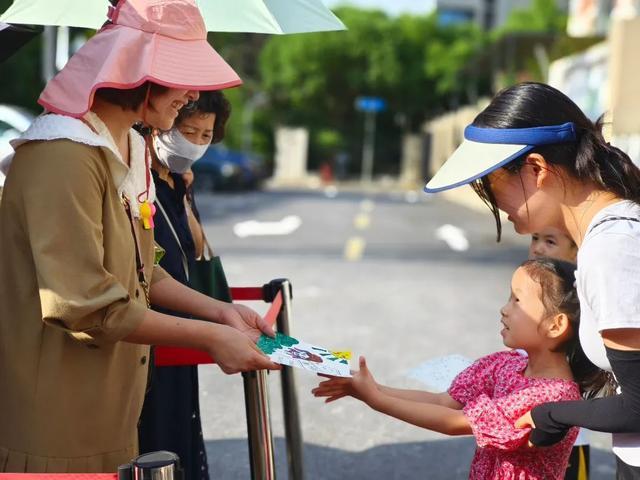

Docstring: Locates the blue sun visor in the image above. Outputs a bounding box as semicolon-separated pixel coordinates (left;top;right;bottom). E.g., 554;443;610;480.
424;122;578;193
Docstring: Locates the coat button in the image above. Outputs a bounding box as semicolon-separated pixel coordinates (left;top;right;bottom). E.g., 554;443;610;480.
135;289;140;298
140;356;147;365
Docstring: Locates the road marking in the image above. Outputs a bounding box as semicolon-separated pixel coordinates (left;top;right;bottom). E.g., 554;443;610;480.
360;199;375;212
233;215;302;238
344;236;366;261
343;199;374;260
435;224;469;251
405;190;419;203
324;185;338;198
354;213;370;230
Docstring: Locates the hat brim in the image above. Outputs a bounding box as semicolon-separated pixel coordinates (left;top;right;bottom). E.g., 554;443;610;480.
38;25;242;118
424;139;533;193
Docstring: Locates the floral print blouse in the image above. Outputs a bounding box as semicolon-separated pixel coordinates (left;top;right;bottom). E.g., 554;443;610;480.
448;351;580;480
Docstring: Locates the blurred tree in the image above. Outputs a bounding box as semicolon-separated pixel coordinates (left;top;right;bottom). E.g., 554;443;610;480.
424;21;488;108
0;0;44;111
485;0;601;85
258;7;489;173
0;1;496;175
500;0;568;34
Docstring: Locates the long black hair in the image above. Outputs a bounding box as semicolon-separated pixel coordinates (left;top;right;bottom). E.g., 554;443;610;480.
471;82;640;241
522;257;616;398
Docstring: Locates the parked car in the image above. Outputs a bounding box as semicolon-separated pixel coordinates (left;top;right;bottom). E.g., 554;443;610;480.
0;104;36;182
192;144;264;191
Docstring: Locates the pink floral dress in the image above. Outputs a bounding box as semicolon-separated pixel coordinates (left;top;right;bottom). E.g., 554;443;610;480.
448;350;580;480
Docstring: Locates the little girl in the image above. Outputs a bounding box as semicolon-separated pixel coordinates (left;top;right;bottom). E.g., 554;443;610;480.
313;258;611;480
528;229;587;480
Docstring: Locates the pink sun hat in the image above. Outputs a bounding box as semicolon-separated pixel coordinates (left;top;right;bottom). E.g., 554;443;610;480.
38;0;242;118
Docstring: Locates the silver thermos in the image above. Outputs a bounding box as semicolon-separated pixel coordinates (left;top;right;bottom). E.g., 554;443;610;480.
118;451;183;480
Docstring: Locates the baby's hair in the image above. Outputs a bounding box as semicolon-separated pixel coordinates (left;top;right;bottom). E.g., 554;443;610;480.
521;257;616;398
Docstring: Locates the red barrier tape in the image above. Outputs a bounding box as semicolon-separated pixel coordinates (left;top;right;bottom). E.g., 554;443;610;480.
229;287;264;301
0;475;116;479
154;291;283;367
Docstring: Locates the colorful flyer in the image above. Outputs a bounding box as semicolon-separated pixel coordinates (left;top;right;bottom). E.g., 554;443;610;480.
257;333;351;377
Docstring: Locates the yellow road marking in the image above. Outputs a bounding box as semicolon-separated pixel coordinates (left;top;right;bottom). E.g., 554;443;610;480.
354;213;371;230
344;236;366;261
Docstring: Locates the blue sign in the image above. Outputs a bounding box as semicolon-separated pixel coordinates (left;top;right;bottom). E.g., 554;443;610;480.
355;96;387;113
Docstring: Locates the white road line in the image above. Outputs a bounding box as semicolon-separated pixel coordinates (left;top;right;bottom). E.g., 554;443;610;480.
233;215;302;238
435;224;469;252
360;199;375;212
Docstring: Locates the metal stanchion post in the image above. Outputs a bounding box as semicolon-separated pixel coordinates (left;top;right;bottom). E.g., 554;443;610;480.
243;369;276;480
271;280;304;480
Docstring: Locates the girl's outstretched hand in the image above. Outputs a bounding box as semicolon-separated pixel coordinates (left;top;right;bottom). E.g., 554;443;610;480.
312;356;379;405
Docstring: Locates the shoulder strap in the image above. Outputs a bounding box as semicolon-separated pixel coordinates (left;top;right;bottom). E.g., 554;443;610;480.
200;231;214;261
155;197;190;281
184;190;215;261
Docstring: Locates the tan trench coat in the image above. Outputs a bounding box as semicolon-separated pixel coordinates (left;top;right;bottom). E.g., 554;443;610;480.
0;138;168;472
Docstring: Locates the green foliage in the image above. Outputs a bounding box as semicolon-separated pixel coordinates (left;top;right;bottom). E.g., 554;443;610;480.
259;8;486;126
500;0;568;34
0;0;44;111
1;0;591;176
257;7;490;171
425;22;487;97
315;129;343;151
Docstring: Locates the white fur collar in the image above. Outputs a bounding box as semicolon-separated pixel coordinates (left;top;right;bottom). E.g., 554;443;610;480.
10;113;155;217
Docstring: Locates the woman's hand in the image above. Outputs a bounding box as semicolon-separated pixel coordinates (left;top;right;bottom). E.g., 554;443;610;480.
207;323;280;374
220;304;275;342
312;356;380;405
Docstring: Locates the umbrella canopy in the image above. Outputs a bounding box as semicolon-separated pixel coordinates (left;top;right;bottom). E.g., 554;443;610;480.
0;0;346;34
0;22;42;63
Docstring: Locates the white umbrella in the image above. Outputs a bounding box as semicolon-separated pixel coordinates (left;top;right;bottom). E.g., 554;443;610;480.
0;0;346;34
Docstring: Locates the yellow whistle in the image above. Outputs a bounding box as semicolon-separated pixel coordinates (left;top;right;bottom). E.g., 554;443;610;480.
139;201;156;230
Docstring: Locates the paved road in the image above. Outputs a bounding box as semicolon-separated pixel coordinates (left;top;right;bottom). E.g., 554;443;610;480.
194;187;615;479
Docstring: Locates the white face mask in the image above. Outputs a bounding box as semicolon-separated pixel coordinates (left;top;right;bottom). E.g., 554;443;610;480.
153;129;209;174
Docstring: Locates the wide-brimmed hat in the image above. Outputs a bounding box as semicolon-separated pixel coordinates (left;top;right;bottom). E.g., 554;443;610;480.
424;122;578;193
39;0;242;118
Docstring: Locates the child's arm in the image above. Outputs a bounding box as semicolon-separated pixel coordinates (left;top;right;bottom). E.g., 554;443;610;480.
377;385;462;409
369;391;472;435
313;356;472;436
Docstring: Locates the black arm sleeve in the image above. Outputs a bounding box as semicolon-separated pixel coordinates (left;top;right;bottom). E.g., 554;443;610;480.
529;347;640;446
